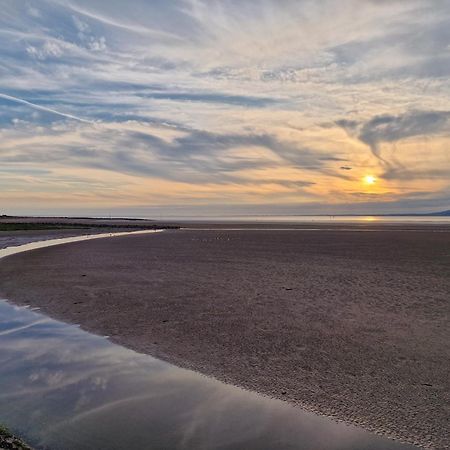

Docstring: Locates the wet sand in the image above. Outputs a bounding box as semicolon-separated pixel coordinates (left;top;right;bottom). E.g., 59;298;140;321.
0;226;449;449
0;216;175;250
0;229;114;250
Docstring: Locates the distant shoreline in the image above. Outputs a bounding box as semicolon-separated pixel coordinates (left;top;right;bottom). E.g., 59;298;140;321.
1;208;450;223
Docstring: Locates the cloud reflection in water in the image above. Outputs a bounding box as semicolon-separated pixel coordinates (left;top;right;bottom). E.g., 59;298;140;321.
0;300;416;450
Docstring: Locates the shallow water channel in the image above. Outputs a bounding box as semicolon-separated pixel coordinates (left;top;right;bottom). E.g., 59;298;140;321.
0;233;418;450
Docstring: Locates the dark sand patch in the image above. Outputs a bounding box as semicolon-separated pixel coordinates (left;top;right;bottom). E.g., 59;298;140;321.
0;228;449;449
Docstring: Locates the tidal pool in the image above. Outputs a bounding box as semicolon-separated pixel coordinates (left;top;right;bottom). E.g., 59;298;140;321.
0;235;419;450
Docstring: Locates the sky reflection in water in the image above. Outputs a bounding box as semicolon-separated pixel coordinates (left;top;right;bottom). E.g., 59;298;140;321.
0;301;418;450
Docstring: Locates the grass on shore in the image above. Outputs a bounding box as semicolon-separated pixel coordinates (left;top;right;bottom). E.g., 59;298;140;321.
0;424;32;450
0;223;92;232
0;223;179;232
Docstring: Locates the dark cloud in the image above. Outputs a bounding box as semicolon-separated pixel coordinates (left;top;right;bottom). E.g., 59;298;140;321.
335;119;358;131
318;156;347;162
360;111;450;148
112;129;332;182
337;110;450;160
139;92;277;107
2;125;334;188
382;167;450;181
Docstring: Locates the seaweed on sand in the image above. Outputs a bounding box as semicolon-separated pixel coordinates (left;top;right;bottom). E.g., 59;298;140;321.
0;425;32;450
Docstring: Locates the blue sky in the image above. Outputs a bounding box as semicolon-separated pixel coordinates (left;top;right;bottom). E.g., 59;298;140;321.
1;0;449;216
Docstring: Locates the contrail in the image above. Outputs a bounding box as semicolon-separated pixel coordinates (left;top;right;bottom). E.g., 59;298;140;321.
0;92;95;124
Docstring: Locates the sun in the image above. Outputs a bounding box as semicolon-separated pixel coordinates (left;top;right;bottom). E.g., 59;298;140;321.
363;175;376;185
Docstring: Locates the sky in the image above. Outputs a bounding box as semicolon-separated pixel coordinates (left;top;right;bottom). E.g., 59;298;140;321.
0;0;449;216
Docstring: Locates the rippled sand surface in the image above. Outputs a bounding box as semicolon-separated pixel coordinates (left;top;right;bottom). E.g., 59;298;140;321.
0;226;449;449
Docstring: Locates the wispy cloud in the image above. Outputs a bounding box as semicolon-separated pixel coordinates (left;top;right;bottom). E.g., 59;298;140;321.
0;0;449;214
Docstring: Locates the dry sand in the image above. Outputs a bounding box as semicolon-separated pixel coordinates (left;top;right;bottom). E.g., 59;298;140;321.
0;226;449;449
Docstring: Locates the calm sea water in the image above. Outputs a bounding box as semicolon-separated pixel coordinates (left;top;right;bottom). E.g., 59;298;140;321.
142;215;450;224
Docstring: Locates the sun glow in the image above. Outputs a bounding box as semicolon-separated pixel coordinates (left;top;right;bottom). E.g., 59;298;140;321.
363;175;376;185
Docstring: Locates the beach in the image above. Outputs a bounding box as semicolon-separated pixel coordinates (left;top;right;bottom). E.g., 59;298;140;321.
0;217;175;250
0;225;449;449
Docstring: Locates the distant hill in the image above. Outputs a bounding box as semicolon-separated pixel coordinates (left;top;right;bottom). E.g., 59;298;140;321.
416;210;450;216
376;210;450;217
310;210;450;217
